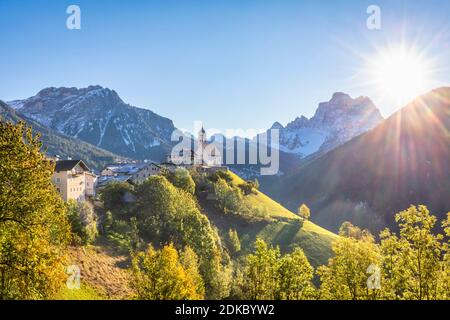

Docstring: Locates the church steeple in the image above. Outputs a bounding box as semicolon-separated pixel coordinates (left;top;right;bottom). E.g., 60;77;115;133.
196;126;207;165
198;126;206;145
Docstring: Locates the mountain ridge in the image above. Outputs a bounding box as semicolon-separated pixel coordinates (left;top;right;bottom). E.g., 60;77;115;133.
0;100;124;170
8;86;176;161
266;92;384;159
264;87;450;233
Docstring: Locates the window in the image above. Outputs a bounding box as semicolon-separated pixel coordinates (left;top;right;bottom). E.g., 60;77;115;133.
56;177;61;183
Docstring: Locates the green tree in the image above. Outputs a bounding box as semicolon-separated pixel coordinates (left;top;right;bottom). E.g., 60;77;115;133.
213;178;246;215
135;175;230;299
239;179;259;196
242;239;280;300
66;200;98;245
227;229;241;256
131;244;204;300
339;221;372;240
440;212;450;299
380;205;443;300
276;247;315;300
0;121;70;299
180;246;205;298
298;204;311;220
209;170;233;184
168;167;196;195
318;223;380;300
102;211;113;234
129;217;143;252
99;181;135;218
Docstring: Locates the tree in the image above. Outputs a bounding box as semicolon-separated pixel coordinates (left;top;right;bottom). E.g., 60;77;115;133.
380;205;443;300
242;239;280;300
298;204;311;220
276;247;315;300
99;181;135;218
339;221;373;240
102;211;113;234
239;179;259;196
213;178;246;215
180;246;205;298
209;170;233;184
318;222;380;300
0;121;70;299
134;175;230;299
131;244;204;300
169;167;196;195
227;229;241;256
66;200;98;245
440;212;450;299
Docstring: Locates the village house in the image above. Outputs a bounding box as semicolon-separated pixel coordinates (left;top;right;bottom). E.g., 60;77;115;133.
98;161;162;187
52;159;98;202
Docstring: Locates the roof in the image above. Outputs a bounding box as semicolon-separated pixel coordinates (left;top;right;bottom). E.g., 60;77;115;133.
55;160;90;172
160;162;178;167
103;162;160;175
97;175;132;187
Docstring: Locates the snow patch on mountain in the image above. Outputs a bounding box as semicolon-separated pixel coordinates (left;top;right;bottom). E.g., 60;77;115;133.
267;92;384;158
7;86;175;160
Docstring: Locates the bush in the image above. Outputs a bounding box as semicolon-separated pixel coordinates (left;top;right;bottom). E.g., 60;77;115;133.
209;170;233;184
239;179;259;195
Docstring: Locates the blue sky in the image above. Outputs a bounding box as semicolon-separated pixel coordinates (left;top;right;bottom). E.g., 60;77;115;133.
1;0;450;133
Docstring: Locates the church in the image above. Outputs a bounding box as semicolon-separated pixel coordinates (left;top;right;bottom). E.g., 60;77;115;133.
166;126;222;168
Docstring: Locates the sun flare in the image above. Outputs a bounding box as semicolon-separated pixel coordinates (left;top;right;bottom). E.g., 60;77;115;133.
367;46;433;107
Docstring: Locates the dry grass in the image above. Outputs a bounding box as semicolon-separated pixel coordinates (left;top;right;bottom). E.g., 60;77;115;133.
66;243;135;300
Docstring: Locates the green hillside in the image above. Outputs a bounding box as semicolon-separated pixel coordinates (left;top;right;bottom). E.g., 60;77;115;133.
202;171;338;267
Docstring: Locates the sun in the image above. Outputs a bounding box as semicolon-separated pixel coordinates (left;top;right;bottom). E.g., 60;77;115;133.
367;45;433;107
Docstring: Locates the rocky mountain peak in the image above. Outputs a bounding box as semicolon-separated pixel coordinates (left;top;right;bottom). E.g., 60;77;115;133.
271;121;284;130
265;92;384;159
330;92;352;103
312;93;381;128
40;85;122;104
6;86;175;161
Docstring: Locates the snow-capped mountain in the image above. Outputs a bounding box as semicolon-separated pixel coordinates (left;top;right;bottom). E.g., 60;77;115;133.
0;100;124;170
266;92;384;158
8;86;176;160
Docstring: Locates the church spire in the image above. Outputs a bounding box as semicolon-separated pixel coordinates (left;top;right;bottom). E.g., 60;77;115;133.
199;126;206;144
